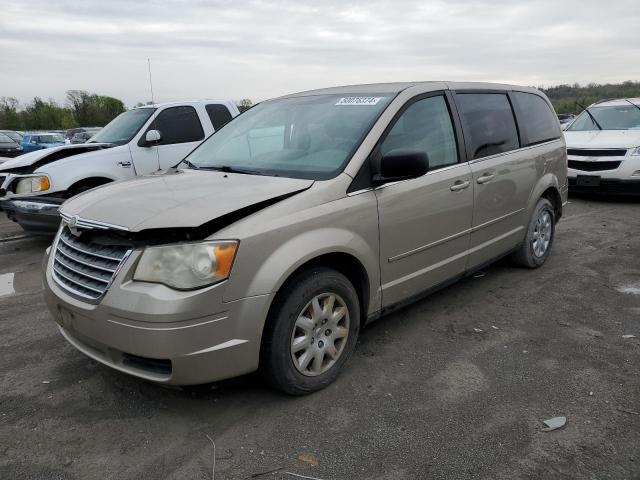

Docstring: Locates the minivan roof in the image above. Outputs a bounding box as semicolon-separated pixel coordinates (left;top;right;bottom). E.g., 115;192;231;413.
281;81;542;99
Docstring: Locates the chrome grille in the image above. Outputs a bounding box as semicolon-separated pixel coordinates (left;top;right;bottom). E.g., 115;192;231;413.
52;226;130;300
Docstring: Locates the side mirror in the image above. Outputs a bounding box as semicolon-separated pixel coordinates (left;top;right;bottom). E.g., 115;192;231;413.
373;148;429;185
31;140;37;144
144;129;162;146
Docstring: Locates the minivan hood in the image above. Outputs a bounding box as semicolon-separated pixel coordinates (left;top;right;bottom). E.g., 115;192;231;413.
564;130;640;149
61;169;314;232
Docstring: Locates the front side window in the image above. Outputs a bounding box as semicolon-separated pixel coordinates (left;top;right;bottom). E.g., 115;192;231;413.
512;92;561;146
456;93;519;160
145;106;205;145
90;108;156;146
186;94;393;179
206;104;233;130
568;104;640;131
380;95;458;170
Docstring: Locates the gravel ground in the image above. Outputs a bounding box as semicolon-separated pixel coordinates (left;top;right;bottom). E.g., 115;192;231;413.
0;196;639;480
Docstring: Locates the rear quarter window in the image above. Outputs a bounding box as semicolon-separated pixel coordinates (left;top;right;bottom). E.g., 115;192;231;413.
455;93;520;160
205;104;233;130
512;92;561;146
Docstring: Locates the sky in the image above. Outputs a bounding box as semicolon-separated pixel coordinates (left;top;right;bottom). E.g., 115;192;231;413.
1;0;639;108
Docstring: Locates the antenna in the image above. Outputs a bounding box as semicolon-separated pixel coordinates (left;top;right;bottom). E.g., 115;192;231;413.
147;58;155;105
147;58;162;171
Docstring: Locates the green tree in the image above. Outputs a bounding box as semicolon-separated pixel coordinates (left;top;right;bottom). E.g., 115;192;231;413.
66;90;126;126
0;97;21;129
238;98;253;113
20;97;75;130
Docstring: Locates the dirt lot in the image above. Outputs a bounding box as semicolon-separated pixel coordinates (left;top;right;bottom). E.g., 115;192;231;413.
0;195;639;480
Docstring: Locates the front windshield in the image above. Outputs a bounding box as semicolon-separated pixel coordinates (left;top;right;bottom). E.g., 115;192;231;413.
568;104;640;131
0;133;14;143
89;108;156;145
40;134;65;143
185;94;394;179
2;131;21;142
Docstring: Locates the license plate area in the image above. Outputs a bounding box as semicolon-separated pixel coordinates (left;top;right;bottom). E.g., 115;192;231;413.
576;175;601;187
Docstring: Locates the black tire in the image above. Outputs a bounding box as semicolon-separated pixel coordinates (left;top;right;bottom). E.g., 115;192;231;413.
261;267;360;395
512;197;555;268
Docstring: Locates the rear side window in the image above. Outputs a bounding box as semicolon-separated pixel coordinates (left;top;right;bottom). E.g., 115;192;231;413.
456;93;519;160
147;106;204;145
380;95;458;170
512;92;560;146
205;104;233;130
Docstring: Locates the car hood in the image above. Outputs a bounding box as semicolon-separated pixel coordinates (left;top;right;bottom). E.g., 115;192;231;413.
0;143;113;171
61;169;314;232
0;142;19;149
564;130;640;149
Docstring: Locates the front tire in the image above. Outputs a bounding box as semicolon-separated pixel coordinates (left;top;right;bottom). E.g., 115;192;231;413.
512;197;555;268
261;267;360;395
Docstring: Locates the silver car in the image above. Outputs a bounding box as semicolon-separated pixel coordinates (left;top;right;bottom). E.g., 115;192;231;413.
43;82;568;394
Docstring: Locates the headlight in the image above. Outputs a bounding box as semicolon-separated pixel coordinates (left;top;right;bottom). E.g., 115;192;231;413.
15;176;50;194
631;147;640;156
133;241;238;289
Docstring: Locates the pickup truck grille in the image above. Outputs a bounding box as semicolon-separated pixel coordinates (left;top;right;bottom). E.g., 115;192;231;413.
568;160;622;172
567;148;627;157
52;226;130;300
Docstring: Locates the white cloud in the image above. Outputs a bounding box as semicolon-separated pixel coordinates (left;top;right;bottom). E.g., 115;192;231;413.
0;0;638;107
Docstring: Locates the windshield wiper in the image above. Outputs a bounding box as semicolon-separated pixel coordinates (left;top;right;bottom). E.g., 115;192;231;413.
199;165;276;176
576;102;602;130
174;158;199;169
624;99;640;113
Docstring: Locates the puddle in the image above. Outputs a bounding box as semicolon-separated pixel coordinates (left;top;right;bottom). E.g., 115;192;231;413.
617;285;640;295
0;270;43;297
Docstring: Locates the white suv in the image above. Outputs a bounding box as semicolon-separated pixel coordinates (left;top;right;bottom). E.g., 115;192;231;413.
564;98;640;194
0;100;239;232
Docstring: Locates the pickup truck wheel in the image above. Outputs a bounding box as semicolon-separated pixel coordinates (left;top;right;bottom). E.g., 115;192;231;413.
262;267;360;395
512;198;555;268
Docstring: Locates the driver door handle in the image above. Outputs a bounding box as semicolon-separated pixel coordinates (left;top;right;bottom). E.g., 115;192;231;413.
450;180;471;191
117;161;132;168
476;173;495;184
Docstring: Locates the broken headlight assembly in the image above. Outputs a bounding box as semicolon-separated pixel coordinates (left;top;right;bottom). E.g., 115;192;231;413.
133;241;238;290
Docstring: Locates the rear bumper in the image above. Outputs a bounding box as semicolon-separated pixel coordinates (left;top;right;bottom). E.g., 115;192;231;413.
1;197;63;234
568;177;640;196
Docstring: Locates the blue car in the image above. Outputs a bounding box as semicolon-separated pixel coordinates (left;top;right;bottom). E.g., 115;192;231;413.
21;133;66;153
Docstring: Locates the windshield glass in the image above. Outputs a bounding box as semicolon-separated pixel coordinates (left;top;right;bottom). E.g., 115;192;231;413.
0;133;14;143
568;104;640;131
185;94;394;179
89;108;156;145
1;131;21;142
40;134;65;143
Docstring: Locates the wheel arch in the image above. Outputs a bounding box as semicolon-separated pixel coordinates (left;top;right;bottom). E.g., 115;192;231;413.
527;173;562;220
66;176;114;198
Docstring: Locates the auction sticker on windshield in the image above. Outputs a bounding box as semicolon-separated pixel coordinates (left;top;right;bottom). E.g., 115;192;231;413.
336;97;385;106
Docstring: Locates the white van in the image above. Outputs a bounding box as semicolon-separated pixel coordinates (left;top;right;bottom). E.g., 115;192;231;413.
0;100;239;232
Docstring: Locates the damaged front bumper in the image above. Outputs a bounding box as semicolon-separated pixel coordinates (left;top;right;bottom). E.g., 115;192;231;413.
1;197;63;234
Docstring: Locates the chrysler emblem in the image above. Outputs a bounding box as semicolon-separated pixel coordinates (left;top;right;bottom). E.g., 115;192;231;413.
68;215;81;236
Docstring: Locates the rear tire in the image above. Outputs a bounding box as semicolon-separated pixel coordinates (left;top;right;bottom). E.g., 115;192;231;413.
261;267;360;395
512;198;555;268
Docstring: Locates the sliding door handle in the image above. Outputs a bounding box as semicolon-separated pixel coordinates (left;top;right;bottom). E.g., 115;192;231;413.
476;173;495;184
450;180;471;191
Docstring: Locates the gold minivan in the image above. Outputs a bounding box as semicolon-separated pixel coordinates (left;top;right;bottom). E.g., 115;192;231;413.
43;82;568;394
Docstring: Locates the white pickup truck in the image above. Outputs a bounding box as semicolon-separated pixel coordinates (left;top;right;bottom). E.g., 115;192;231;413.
0;100;239;233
